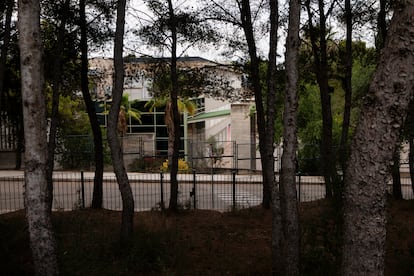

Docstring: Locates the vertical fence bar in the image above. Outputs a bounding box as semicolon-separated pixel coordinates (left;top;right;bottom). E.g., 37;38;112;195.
298;174;301;202
232;170;236;210
160;172;165;210
192;169;196;209
81;171;85;209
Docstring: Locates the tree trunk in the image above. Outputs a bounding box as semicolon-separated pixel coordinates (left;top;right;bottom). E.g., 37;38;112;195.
279;0;301;274
46;0;71;212
18;0;59;274
108;0;134;242
376;0;387;50
339;0;352;173
305;0;337;198
342;2;414;274
0;0;13;109
80;0;104;209
240;0;273;209
391;142;402;199
266;0;283;273
167;0;181;211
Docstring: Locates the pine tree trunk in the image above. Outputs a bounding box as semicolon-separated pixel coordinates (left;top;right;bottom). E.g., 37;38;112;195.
167;0;180;211
279;0;301;274
391;144;403;199
46;0;71;212
0;0;13;109
18;0;59;274
342;2;414;274
80;0;104;209
305;0;336;198
339;0;352;173
108;0;134;242
240;0;273;209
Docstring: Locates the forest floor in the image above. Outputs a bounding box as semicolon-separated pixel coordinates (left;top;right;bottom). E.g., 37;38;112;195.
1;198;414;275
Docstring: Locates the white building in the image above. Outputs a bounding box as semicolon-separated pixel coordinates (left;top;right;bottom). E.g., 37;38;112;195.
89;56;259;170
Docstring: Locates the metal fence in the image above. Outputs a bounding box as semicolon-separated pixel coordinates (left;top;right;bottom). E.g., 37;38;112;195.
1;171;413;214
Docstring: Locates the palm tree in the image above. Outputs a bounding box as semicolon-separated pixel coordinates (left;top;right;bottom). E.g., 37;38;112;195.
102;94;141;136
117;95;141;136
145;95;195;210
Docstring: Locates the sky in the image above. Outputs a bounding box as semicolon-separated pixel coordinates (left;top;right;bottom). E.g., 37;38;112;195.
92;0;375;64
93;0;276;63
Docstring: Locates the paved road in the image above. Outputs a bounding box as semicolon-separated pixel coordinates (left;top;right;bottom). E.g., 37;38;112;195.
1;170;412;214
0;171;269;213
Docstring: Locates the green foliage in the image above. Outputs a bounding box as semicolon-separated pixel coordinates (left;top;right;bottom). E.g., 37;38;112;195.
51;95;110;169
136;0;219;52
297;40;377;174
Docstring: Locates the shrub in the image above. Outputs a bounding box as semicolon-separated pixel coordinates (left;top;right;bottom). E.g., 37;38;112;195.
160;158;190;173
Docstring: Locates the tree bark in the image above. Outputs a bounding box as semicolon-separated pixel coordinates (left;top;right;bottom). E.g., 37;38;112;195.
305;0;336;198
279;0;301;274
342;2;414;274
46;0;71;212
0;0;13;109
265;0;283;273
18;0;59;274
108;0;134;242
391;142;402;199
167;0;181;211
80;0;104;209
239;0;273;209
339;0;352;173
376;0;387;50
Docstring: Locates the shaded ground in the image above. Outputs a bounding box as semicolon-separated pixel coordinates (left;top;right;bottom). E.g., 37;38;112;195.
1;199;414;275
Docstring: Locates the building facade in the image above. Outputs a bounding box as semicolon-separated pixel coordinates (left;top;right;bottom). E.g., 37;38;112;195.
89;56;259;170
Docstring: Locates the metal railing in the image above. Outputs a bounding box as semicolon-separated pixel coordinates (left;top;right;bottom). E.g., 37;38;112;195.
1;171;412;214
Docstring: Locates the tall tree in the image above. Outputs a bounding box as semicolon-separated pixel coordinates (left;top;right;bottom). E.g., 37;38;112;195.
238;0;276;209
279;0;301;273
18;0;59;274
0;0;14;108
164;0;181;211
391;141;403;199
201;0;280;207
339;0;352;173
342;1;414;274
137;0;217;210
305;0;337;198
45;0;71;212
79;0;105;208
107;0;135;242
374;0;403;200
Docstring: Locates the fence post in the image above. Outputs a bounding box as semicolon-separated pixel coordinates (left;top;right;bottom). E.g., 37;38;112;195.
160;171;165;210
81;171;85;209
298;173;301;203
192;169;196;209
232;170;236;210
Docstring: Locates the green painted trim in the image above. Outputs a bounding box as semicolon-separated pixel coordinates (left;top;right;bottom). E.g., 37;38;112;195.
188;109;231;122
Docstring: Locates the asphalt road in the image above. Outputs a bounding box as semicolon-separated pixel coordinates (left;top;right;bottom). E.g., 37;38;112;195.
1;170;412;214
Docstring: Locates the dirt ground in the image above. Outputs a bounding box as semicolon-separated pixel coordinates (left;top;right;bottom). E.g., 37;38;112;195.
1;199;414;275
